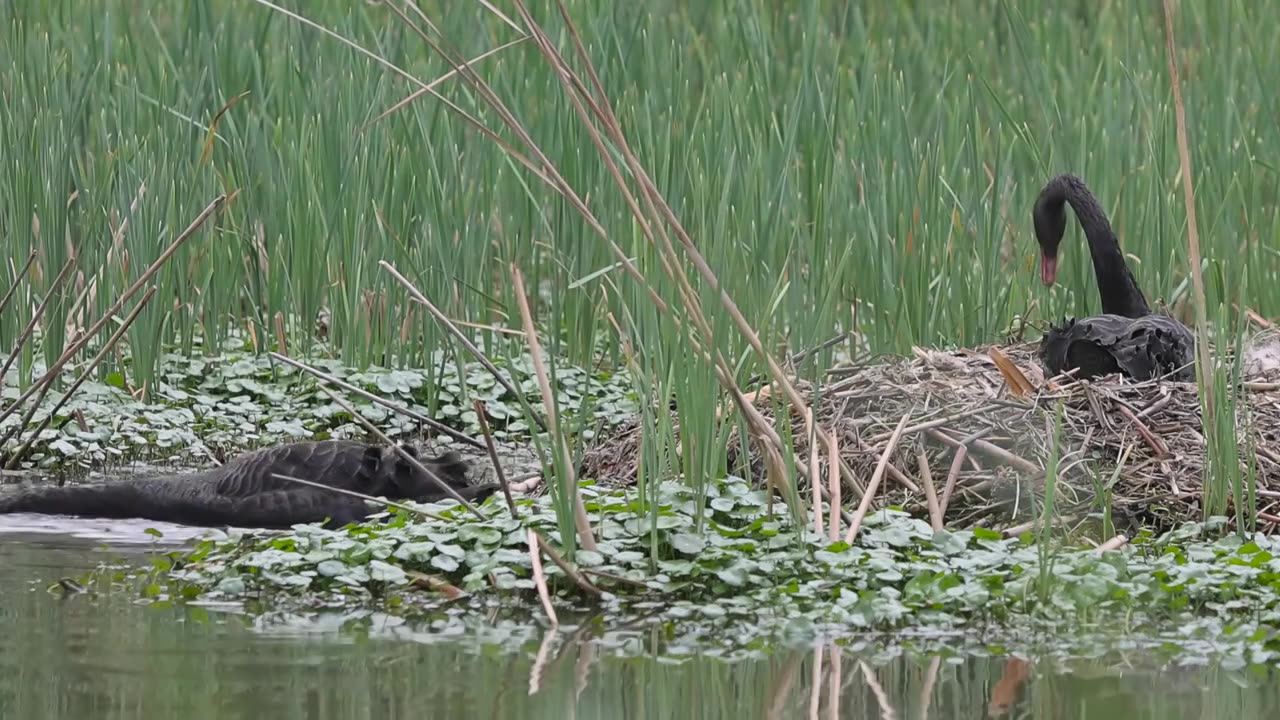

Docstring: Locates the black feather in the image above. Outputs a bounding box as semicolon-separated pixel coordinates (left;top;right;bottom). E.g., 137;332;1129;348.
0;439;498;530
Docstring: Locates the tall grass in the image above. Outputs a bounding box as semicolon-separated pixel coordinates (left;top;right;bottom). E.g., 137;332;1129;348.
0;0;1271;548
1;0;1275;383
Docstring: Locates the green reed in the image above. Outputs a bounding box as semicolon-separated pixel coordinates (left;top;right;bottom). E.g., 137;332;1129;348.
4;0;1277;372
2;0;1275;536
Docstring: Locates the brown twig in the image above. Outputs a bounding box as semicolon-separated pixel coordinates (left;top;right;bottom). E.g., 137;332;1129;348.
867;403;1002;444
270;472;449;522
918;448;942;531
268;352;483;449
1162;0;1213;414
927;428;1039;475
511;266;598;552
845;413;911;544
807;411;825;536
0;254;76;387
1097;534;1129;553
533;530;601;597
0;248;38;322
474;399;520;518
938;443;969;520
827;427;841;541
1115;402;1169;458
528;527;558;626
381;260;548;433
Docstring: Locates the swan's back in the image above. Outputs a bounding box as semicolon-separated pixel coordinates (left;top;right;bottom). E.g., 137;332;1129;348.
211;440;373;497
1040;314;1195;382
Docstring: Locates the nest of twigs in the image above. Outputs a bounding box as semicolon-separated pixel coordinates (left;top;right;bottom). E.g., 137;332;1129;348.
581;342;1280;534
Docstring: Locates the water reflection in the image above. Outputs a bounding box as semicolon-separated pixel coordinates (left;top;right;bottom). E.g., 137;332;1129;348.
0;532;1278;719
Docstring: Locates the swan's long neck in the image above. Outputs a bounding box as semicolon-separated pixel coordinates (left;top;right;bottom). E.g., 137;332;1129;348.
1053;177;1151;319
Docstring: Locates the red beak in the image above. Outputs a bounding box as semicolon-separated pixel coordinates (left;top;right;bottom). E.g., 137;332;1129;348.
1040;255;1057;286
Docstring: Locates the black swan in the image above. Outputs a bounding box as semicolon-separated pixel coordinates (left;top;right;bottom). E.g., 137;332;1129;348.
0;440;498;529
1032;174;1195;381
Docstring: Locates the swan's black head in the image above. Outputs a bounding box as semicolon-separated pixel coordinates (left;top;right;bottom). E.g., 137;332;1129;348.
385;446;472;502
1032;176;1073;286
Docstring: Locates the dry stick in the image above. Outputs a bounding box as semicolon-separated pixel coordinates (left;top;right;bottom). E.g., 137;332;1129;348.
511;266;597;553
808;645;824;720
65;182;147;345
380;1;666;317
528;629;556;696
926;428;1039;476
509;475;542;493
1135;389;1174;420
528;528;558;626
362;36;529;131
844;414;911;544
267;352;483;450
405;570;466;600
532;529;601;597
310;382;488;520
392;2;696;385
610;293;837;521
6;286;157;470
383;4;765;490
939;444;969;519
270;472;451;522
1097;534;1129;554
0;249;38;325
858;661;897;720
827;429;841;541
918;656;942;720
0;255;76;385
1002;514;1079;538
0;195;226;430
1115;402;1169;458
867;403;1002;444
1162;0;1214;414
917;448;942;531
807;411;824;536
380;260;548;433
580;566;649;590
745;331;852;387
826;645;842;720
473;399;520;518
511;1;858;502
862;443;922;494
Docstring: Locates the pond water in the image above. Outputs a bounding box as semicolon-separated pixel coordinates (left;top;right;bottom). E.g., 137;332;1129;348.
1;516;1278;719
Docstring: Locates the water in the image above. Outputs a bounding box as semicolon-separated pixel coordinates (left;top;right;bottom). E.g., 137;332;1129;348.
1;517;1279;719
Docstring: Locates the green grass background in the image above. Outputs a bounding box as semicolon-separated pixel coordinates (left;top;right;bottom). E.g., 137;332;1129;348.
1;0;1271;386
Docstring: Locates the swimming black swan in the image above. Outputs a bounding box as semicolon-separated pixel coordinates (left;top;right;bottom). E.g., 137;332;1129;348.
1032;174;1195;381
0;440;498;529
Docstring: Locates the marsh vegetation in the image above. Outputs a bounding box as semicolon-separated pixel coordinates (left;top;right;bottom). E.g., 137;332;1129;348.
3;0;1280;715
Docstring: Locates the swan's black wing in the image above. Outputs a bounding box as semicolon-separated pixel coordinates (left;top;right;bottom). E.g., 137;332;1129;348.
210;440;370;497
1040;314;1195;382
1040;315;1129;380
1110;315;1196;381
